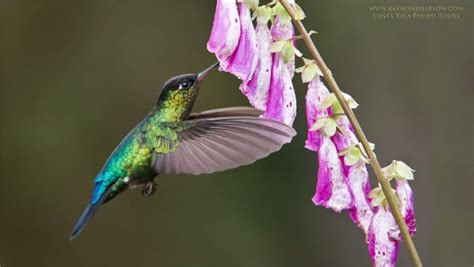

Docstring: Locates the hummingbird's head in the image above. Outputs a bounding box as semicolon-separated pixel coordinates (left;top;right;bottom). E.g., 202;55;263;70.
156;62;219;119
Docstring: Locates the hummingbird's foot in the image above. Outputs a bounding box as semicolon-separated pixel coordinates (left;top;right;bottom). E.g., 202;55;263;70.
141;179;157;197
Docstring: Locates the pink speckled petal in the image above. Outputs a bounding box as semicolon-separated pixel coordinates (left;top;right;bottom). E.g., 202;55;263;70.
263;53;296;126
243;22;272;110
304;76;330;151
207;0;241;69
271;16;296;77
224;2;258;82
333;117;373;233
332;117;357;152
368;207;400;267
312;135;352;212
271;17;295;41
396;179;417;236
347;163;373;233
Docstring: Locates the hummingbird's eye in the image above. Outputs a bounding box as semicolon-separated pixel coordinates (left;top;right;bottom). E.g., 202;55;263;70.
179;81;191;89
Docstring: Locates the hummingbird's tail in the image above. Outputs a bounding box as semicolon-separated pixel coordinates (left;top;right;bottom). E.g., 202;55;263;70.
69;186;112;240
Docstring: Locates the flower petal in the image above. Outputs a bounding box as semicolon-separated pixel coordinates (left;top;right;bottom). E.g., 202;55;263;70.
207;0;241;69
347;163;373;233
271;16;296;77
224;2;258;82
263;53;296;126
332;114;374;232
332;116;357;151
368;207;400;267
243;22;272;110
271;15;295;41
396;179;416;236
312;135;352;212
305;77;330;151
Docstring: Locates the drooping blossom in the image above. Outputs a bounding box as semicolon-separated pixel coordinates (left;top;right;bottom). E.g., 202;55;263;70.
224;2;258;82
366;178;416;267
244;16;272;110
271;16;296;76
368;207;400;267
305;77;352;211
263;53;296;125
396;178;416;236
207;0;296;126
333;117;374;233
263;13;297;126
306;76;417;266
207;0;241;69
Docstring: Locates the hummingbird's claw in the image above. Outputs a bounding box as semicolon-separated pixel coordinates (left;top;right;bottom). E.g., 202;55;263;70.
141;179;157;197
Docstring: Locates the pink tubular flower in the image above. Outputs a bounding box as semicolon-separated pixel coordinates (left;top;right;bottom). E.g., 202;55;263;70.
207;0;296;126
271;17;296;76
224;2;258;82
243;21;272;110
305;77;352;212
368;207;400;267
304;77;329;151
207;0;241;69
262;14;297;125
313;135;352;211
263;53;296;125
333;117;374;233
396;179;416;236
347;164;373;233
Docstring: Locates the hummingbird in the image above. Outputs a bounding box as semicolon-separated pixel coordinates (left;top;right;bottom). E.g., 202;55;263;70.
70;62;296;240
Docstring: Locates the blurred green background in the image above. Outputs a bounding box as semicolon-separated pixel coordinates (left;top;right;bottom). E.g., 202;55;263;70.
0;0;472;266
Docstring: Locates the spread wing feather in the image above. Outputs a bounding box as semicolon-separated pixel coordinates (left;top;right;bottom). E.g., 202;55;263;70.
151;108;296;175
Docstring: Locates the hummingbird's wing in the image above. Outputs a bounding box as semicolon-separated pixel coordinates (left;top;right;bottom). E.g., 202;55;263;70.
188;106;263;119
151;107;296;175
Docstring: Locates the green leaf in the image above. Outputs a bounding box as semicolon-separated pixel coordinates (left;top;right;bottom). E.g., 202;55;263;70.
371;193;385;207
368;187;381;199
294;3;306;20
342;92;359;109
395;161;415;180
302;64;318;83
272;3;292;24
381;162;396;180
269;40;286;53
357;142;375;159
368;142;375;151
294;47;303;57
331;101;344;114
310;116;339;137
309;117;326;131
272;3;285;16
382;160;415;181
254;6;272;24
322;117;337;137
244;0;259;10
345;146;363;166
318;94;336;111
338;146;351;156
278;12;292;24
295;65;305;73
280;42;295;64
302;57;313;65
368;186;395;208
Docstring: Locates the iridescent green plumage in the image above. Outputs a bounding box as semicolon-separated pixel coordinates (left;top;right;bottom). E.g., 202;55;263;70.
93;76;200;204
70;63;296;240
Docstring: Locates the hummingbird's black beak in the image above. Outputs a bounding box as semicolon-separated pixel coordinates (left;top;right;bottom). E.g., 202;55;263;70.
197;62;219;82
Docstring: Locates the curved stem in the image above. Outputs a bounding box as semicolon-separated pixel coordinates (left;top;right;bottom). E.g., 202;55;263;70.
279;1;423;266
